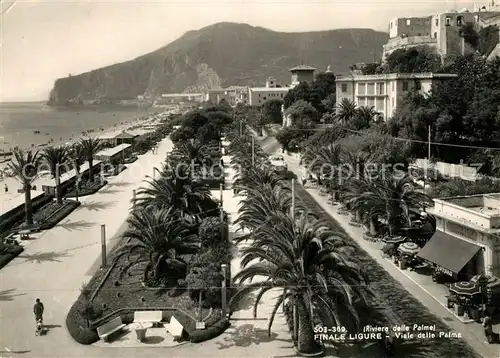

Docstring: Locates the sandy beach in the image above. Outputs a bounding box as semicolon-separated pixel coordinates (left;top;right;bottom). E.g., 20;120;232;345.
0;109;173;214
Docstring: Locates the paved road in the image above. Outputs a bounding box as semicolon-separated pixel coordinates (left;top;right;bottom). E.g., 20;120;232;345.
279;150;500;358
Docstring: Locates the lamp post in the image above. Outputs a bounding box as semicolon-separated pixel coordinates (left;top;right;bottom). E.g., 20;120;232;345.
100;224;107;269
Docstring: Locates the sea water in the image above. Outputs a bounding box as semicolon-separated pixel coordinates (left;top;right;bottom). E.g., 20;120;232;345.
0;102;158;152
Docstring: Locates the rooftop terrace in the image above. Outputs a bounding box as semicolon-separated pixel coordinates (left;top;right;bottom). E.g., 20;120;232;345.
431;193;500;231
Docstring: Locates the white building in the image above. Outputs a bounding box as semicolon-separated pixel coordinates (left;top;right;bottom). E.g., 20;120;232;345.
335;72;457;121
248;87;290;106
419;193;500;279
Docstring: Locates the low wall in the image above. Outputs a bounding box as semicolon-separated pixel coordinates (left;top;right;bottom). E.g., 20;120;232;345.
413;158;479;181
0;192;52;234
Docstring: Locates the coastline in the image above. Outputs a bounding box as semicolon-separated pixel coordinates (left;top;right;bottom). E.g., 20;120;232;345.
0;109;166;163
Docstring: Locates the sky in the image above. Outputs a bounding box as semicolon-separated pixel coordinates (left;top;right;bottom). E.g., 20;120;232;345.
0;0;488;102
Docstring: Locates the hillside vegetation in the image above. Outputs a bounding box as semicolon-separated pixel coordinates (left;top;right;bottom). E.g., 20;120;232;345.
48;22;388;105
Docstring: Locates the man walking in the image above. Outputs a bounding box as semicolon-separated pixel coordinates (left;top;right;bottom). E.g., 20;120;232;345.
33;298;44;323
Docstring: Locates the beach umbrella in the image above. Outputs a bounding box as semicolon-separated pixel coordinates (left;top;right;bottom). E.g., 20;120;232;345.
449;281;481;296
384;236;406;244
471;274;500;288
397;241;420;255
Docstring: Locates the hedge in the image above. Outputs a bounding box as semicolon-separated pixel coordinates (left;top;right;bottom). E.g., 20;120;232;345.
0;245;24;270
0;193;53;234
65;181;107;198
39;201;81;230
188;317;230;343
65;297;100;345
122;156;138;164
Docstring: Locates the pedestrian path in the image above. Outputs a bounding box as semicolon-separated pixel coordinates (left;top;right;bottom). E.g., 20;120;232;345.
0;138;175;357
206;154;296;357
281;152;500;358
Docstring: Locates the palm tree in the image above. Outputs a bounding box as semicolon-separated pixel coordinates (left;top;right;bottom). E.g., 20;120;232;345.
302;143;343;187
335;98;357;124
68;143;85;201
170;139;205;166
234;183;302;235
134;165;217;220
8;150;42;226
353;106;380;129
42;146;69;203
233;165;281;195
230;212;368;355
346;175;433;236
113;206;200;282
79;137;103;183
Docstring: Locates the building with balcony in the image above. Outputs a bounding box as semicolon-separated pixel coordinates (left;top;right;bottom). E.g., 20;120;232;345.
335;72;457;121
383;6;500;60
419;193;500;280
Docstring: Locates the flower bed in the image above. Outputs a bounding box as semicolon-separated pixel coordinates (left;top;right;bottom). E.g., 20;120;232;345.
66;180;107;198
66;237;229;345
36;200;81;230
0;193;53;235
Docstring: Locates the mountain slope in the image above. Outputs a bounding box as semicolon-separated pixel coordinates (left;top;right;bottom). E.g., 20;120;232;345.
48;22;388;105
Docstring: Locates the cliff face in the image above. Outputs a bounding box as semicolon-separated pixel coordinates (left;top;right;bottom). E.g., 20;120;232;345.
48;22;388;105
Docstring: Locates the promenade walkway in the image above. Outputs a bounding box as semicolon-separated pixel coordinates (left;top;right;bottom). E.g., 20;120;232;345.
280;151;500;358
0;143;298;358
205;155;296;357
0;138;175;358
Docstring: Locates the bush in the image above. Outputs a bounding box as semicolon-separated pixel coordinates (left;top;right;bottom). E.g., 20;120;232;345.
199;216;228;248
0;193;52;234
66;297;100;345
66;180;107;198
39;201;80;230
188;318;230;343
186;250;225;308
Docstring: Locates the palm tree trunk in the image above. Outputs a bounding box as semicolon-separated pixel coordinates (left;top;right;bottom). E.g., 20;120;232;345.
55;164;62;204
88;160;94;182
75;169;80;202
24;184;33;226
293;302;298;346
369;217;377;236
198;291;203;321
297;300;323;356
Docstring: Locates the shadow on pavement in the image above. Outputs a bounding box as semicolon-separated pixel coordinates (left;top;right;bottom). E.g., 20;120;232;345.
107;182;134;187
97;188;123;195
0;350;30;354
230;292;256;312
142;336;165;344
0;288;26;301
18;250;71;263
57;220;97;231
81;200;117;211
215;323;292;350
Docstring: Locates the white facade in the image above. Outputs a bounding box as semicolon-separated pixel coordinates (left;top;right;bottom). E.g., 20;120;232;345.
335;72;457;121
248;87;290;106
428;194;500;277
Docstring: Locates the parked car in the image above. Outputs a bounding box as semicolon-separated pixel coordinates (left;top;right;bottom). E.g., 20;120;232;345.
269;154;287;173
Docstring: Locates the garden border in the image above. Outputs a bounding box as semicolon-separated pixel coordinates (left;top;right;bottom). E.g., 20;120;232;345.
65;180;107;198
